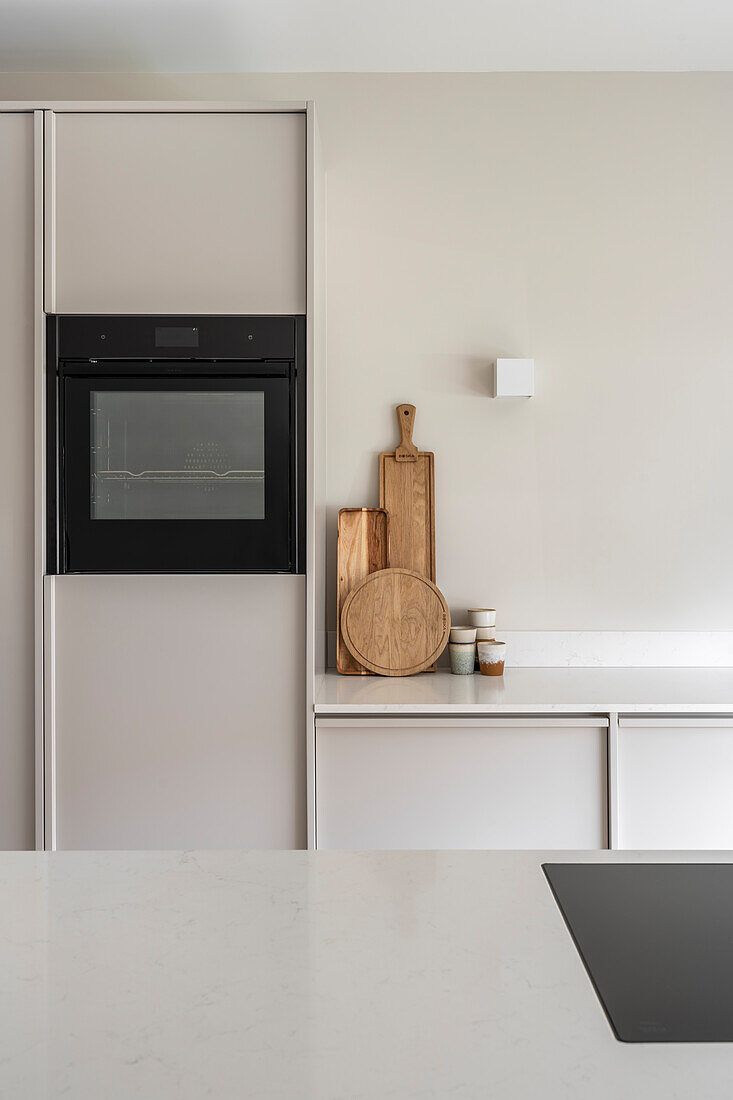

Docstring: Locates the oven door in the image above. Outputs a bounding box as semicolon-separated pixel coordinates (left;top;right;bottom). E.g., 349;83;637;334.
62;372;293;572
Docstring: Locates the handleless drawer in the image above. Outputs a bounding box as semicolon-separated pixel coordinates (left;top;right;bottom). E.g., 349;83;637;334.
316;717;608;850
617;718;733;849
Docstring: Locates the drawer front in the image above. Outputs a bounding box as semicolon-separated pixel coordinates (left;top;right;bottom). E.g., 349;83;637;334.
618;718;733;849
316;718;608;850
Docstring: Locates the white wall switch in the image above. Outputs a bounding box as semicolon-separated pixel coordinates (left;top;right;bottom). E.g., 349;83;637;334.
493;358;534;398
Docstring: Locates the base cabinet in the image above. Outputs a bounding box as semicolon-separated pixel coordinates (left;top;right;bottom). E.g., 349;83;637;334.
316;718;608;849
618;719;733;849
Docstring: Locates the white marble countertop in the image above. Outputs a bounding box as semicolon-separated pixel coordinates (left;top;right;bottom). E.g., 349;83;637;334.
2;849;733;1099
315;667;733;715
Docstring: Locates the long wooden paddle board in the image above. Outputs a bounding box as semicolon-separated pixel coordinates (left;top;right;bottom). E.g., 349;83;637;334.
378;404;435;582
336;508;389;674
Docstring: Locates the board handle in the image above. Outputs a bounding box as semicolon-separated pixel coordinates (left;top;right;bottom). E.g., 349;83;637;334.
394;403;419;462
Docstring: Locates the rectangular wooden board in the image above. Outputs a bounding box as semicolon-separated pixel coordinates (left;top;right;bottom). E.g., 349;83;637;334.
336;508;389;675
378;452;435;581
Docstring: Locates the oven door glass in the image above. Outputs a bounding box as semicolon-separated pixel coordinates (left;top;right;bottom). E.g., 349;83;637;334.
63;374;292;572
90;390;266;521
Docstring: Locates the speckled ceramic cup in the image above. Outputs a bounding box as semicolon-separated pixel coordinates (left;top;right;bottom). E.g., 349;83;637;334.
449;642;476;675
450;625;477;644
468;608;497;628
477;640;506;677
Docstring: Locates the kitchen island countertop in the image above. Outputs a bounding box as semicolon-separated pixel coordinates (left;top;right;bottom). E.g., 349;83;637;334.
2;848;733;1098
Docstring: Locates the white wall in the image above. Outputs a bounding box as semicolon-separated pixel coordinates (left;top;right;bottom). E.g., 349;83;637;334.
4;73;733;635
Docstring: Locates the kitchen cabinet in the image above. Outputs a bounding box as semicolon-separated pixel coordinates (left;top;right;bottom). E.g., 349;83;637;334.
617;718;733;849
0;112;36;850
45;111;306;315
315;718;608;849
48;574;306;849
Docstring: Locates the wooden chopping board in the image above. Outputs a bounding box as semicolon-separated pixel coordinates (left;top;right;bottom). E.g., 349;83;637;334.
337;508;389;675
379;404;435;582
340;568;450;677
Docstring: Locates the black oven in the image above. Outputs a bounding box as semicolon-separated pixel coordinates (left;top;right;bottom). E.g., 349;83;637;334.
47;316;305;574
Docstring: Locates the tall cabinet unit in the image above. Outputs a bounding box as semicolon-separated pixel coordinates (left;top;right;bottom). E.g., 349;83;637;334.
34;102;321;851
0;112;37;850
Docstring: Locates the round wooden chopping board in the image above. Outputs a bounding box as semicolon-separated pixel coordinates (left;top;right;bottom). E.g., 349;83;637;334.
340;568;451;677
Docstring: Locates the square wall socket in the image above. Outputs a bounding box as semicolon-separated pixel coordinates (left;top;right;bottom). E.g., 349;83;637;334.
493;358;534;398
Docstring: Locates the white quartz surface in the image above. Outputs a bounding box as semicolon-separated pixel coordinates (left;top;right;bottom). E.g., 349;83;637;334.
316;667;733;714
2;850;733;1099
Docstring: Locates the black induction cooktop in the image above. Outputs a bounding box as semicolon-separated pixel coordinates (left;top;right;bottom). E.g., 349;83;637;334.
543;863;733;1043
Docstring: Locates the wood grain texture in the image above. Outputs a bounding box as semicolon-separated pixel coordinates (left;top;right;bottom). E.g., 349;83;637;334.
379;453;435;580
379;404;435;580
336;508;389;675
340;568;450;677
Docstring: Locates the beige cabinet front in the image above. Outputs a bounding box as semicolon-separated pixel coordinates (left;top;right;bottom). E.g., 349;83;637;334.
49;574;306;849
0;112;36;850
316;718;608;849
618;718;733;849
46;111;306;315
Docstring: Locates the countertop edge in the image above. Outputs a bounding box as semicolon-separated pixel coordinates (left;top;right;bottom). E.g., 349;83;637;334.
314;669;733;716
314;703;733;714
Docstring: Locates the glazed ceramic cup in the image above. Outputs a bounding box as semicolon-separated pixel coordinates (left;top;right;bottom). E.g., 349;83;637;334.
468;608;497;628
474;625;495;668
449;642;476;675
450;625;477;644
477;640;506;677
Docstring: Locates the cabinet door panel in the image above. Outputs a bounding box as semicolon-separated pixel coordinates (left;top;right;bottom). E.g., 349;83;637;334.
618;719;733;849
50;574;306;849
0;113;35;850
48;111;305;315
316;719;607;849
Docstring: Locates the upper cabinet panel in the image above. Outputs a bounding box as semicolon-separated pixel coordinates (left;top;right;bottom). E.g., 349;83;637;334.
46;112;306;315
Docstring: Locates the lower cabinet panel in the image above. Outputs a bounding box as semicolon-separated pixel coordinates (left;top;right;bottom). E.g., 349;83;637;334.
618;718;733;849
316;718;608;849
49;574;306;850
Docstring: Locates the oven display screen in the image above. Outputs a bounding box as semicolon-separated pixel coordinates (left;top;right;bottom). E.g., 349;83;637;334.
155;326;199;348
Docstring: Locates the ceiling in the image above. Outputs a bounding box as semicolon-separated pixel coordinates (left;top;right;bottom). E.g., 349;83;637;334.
2;0;733;73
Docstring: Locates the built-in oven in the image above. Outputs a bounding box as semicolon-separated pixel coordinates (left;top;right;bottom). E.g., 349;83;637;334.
47;316;305;573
